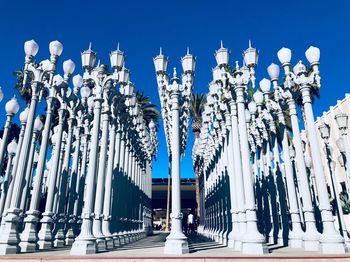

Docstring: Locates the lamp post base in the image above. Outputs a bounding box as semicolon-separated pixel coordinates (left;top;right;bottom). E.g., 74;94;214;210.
241;231;268;255
70;239;97;255
37;212;54;250
164;235;189;255
320;233;347;254
303;229;320;251
112;234;120;247
19;210;40;252
96;237;107;252
242;242;269;255
0;208;21;255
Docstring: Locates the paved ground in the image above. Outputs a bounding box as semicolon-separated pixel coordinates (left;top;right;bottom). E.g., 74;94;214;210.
0;232;350;261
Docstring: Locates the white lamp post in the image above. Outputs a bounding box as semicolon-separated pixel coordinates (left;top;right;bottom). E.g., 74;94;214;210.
0;140;17;216
221;42;268;255
280;46;345;254
71;45;125;255
0;40;61;255
154;48;195;254
318;123;350;245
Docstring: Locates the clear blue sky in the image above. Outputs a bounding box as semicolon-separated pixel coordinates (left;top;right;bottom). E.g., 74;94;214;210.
0;0;349;178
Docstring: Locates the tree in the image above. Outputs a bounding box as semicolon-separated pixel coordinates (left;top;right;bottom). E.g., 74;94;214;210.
190;92;206;219
190;93;206;138
135;90;160;127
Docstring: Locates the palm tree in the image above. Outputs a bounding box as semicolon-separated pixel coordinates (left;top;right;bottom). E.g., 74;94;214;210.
190;93;206;138
190;92;206;219
135;90;160;127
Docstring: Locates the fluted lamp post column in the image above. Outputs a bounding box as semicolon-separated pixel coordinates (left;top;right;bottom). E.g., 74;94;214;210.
71;44;126;255
318;123;350;246
278;46;346;253
0;141;17;216
154;49;195;255
0;40;62;255
221;42;268;254
38;61;75;250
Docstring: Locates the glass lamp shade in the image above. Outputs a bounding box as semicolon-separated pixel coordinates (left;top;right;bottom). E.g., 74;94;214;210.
267;63;280;81
87;96;94;108
34;117;43;132
51;132;58;145
110;49;125;70
33;150;39;163
248;101;257;114
80;85;91;98
130;93;137;107
243;42;258;67
305;46;320;65
336;137;346;153
149;120;155;130
119;68;130;84
53;74;64;86
24;40;39;57
212;67;222;82
0;87;3;102
304;155;312;168
245;109;251;122
293;61;307;75
209;82;217;94
253;91;264;105
338;154;345;167
259;78;271;93
318;123;330;139
335;112;348;130
289;146;296;158
181;52;196;73
63;59;75;75
81;47;96;69
124;82;134;97
46;159;52;169
215;45;230;67
49;40;63;56
153;53;168;73
5;97;20;115
7;139;17;155
277;47;292;65
73;74;83;88
20;107;29;123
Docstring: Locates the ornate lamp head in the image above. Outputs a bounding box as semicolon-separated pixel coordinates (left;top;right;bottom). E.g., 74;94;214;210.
81;43;96;70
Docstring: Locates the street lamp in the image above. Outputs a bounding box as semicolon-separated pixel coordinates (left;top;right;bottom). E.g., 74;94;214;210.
154;48;195;255
276;45;345;253
71;44;126;255
318;123;350;245
0;40;62;255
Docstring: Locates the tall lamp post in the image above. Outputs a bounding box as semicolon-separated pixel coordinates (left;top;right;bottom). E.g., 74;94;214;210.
318;123;350;245
154;49;195;254
0;40;62;255
277;46;346;253
70;44;127;255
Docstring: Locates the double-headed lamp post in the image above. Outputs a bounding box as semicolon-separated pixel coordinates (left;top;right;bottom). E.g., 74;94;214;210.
154;48;195;255
0;40;62;255
277;46;346;253
70;44;127;255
